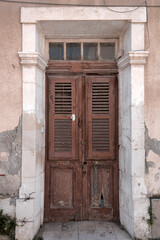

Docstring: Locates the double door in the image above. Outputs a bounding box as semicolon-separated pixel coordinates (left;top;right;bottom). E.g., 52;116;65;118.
45;74;118;221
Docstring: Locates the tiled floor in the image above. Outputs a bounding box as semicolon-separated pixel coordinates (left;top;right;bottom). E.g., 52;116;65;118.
37;221;132;240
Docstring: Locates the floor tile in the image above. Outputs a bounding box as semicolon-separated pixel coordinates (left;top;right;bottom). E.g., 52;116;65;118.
42;230;61;240
95;221;116;239
61;221;78;232
79;230;97;240
112;222;132;240
60;230;79;240
95;221;113;231
96;230;116;240
78;221;95;231
43;222;62;232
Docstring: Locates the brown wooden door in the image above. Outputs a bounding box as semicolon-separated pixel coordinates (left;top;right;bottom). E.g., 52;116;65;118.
82;76;118;220
45;73;118;222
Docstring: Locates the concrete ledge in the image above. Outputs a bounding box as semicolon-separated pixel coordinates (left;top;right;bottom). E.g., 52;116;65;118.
21;6;147;23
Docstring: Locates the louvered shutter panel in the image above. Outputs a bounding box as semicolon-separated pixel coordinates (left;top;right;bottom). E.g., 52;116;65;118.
48;78;77;159
86;77;115;159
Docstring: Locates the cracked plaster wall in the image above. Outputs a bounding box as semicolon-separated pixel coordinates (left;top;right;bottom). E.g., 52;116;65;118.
145;126;160;196
0;117;22;217
0;2;22;217
144;3;160;198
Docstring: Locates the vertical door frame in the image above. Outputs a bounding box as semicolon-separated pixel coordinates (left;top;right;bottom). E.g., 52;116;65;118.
17;6;149;240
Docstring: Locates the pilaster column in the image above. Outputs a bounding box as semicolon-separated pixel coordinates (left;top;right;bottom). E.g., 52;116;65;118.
16;52;47;240
118;51;149;239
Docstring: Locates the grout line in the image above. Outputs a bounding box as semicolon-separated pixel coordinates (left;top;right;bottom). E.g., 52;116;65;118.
111;222;118;240
77;221;80;240
59;222;62;240
94;221;98;240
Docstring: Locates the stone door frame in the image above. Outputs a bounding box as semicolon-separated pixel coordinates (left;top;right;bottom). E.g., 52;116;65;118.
17;6;149;240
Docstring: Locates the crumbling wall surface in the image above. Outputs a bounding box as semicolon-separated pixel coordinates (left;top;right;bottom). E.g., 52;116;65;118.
145;4;160;239
0;3;22;216
145;127;160;196
0;117;22;217
145;4;160;197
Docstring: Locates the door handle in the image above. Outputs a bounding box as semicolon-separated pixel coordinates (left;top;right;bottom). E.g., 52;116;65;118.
71;114;75;121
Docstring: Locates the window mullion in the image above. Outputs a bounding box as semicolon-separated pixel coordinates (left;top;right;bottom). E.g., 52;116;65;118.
64;41;66;60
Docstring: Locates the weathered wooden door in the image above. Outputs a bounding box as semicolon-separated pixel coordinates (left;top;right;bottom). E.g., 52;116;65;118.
82;76;118;220
45;63;118;222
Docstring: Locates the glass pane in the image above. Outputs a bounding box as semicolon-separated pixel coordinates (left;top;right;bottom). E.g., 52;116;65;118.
83;43;98;61
66;43;81;60
100;43;115;60
49;43;64;60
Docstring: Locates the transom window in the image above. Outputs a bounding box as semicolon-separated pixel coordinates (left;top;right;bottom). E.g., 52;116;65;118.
49;40;116;61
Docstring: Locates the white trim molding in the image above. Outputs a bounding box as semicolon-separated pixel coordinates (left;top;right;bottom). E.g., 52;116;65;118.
117;51;149;71
18;52;47;71
21;7;146;23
